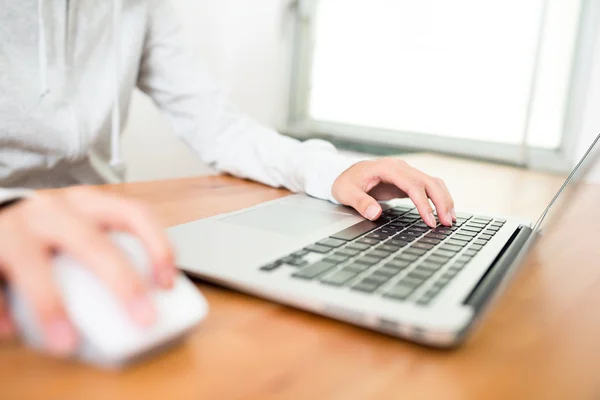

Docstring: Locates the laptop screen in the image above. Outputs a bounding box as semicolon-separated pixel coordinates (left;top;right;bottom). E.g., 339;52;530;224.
532;133;600;234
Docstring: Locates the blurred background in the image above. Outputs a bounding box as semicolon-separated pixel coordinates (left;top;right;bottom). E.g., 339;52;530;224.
122;0;600;182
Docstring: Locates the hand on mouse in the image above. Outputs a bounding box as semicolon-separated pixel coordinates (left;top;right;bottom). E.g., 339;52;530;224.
0;187;175;357
332;158;456;227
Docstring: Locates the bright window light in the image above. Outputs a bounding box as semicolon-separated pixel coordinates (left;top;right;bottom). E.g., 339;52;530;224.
308;0;582;149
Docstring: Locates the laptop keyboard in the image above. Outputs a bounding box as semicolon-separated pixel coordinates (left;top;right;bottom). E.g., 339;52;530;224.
259;206;506;306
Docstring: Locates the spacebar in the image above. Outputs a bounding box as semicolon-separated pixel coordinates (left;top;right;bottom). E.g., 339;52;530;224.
330;219;388;241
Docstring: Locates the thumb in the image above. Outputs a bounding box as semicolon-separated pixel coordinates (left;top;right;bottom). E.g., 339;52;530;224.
339;186;382;221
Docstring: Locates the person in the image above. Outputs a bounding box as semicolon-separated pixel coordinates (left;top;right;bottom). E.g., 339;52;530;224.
0;0;456;356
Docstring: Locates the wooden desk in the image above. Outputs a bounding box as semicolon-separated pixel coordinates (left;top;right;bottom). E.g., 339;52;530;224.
3;155;600;400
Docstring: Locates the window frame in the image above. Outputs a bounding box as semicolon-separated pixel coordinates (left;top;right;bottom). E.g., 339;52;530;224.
286;0;599;172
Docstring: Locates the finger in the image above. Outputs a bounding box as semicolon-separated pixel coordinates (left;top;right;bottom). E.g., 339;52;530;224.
1;234;77;356
336;184;382;221
0;287;16;340
438;179;457;221
424;178;454;227
378;168;436;228
34;208;156;327
68;190;175;289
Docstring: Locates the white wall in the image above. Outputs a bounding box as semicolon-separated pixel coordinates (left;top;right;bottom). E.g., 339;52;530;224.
122;0;600;183
122;0;294;181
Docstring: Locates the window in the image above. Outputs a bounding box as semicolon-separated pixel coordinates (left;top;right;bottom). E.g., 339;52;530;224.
288;0;594;170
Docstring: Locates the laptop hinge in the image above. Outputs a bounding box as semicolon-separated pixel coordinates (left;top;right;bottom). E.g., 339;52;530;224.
463;225;534;313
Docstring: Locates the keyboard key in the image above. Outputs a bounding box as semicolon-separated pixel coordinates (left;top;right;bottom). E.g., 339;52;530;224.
412;242;435;250
372;267;400;277
404;230;423;238
434;249;457;258
413;222;430;229
365;250;391;259
306;244;332;254
287;258;308;267
323;254;349;264
494;218;506;223
464;249;478;257
418;261;443;271
470;244;484;251
440;244;462;253
321;270;357;286
446;239;468;247
398;276;426;287
408;269;434;279
362;274;389;285
387;240;410;250
331;219;386;241
453;234;474;242
472;217;491;223
456;256;471;263
384;284;415;300
335;248;361;257
358;238;379;246
384;259;411;269
473;239;488;246
379;244;401;253
416;297;433;306
395;234;416;242
318;238;347;248
467;222;487;228
292;250;309;257
480;234;493;241
404;247;428;256
425;233;447;240
396;253;419;262
462;226;482;233
280;256;298;264
366;233;387;241
424;255;449;264
292;261;336;279
355;256;381;265
352;281;379;293
457;230;477;237
260;261;281;271
419;237;441;245
486;226;500;232
347;242;370;251
343;263;370;273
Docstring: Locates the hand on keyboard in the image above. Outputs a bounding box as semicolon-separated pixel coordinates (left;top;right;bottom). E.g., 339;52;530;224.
332;158;456;228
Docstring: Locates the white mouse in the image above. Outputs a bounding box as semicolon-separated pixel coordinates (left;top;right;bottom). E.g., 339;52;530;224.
8;232;209;368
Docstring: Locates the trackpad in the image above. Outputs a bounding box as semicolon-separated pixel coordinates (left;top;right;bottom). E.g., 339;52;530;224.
220;204;348;236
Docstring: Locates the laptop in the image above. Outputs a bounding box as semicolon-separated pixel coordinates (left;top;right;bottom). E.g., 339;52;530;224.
167;134;600;347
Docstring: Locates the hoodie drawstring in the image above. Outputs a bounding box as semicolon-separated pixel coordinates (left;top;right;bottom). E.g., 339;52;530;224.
37;0;50;101
37;0;125;180
110;0;125;173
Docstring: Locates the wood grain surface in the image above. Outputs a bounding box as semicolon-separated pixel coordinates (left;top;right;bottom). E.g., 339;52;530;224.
2;154;598;400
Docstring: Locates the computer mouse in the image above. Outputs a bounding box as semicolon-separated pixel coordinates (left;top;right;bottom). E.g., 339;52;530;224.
8;232;209;368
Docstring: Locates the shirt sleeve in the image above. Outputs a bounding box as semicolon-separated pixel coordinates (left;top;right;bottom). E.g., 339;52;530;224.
136;0;358;202
0;188;32;207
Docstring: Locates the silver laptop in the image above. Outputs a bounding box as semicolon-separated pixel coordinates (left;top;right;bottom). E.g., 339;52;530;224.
168;135;600;347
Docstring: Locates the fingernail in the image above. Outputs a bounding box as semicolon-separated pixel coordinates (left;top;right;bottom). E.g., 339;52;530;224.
128;296;157;327
451;208;457;221
446;212;453;226
46;318;77;356
366;205;380;221
427;213;436;227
